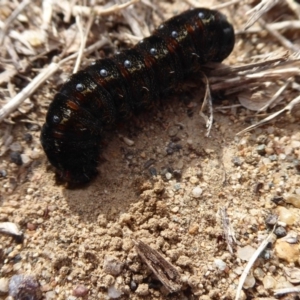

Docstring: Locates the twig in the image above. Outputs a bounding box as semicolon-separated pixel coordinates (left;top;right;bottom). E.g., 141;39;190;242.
237;20;300;34
219;207;236;255
235;227;276;300
200;74;213;137
285;0;300;19
133;239;182;293
0;0;31;46
212;0;243;10
71;0;140;17
255;78;292;113
73;13;95;73
274;286;300;296
236;93;300;135
0;62;59;123
0;39;108;122
259;19;300;52
244;0;280;30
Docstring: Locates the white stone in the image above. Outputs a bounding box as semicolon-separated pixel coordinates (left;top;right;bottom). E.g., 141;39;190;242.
192;187;203;198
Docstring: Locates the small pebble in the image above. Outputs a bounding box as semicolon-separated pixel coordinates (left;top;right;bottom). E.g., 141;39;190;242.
256;145;266;155
23;133;33;143
29;149;41;160
103;256;124;276
188;223;199;235
166;142;182;155
73;285;89;297
168;125;179;137
284;193;300;208
257;135;268;144
27;223;37;231
173;183;181;190
135;283;149;296
286;267;300;284
148;167;157;177
243;273;255;289
214;259;227;271
171;206;179;213
275;280;294;290
262;275;276;289
269;154;277;161
192;186;203;198
165;172;172;180
0;277;9;295
274;226;287;238
265;214;278;226
122;136;134;146
108;285;122;299
271;196;284;205
275;239;300;263
9;275;42;300
189;176;199;184
130;281;137;291
21;154;31;166
45;291;56;300
0;169;7;177
253;268;265;281
282;231;298;244
237;245;256;261
26;123;40;131
173;170;182;179
276;206;296;225
293;159;300;172
291;140;300;148
9;142;22;152
232;156;243;166
10;152;22;166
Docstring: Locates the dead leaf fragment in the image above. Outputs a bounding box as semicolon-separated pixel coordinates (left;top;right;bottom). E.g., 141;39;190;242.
133;239;182;293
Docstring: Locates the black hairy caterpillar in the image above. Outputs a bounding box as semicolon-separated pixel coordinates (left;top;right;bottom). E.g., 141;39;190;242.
40;8;235;184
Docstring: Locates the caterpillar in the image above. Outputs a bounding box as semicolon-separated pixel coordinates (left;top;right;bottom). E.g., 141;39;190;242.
40;7;235;184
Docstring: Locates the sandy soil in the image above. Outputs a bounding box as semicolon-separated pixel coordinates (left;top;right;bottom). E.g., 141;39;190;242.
1;0;300;299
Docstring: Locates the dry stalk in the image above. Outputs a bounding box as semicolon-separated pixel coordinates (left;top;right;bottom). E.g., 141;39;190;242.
133;239;182;293
0;0;31;45
73;13;95;73
244;0;280;30
219;207;236;255
0;39;108;122
200;73;213;137
71;0;140;17
235;227;276;300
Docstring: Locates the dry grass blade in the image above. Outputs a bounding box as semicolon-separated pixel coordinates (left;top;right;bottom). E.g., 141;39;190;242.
205;53;300;133
255;78;292;114
212;0;244;10
285;0;300;19
239;20;300;34
0;62;59;123
200;73;213;137
259;19;300;52
208;54;299;94
0;0;31;45
0;39;108;122
73;13;95;73
236;93;300;135
71;0;140;17
244;0;280;30
133;239;182;293
274;286;300;296
219;207;236;255
235;228;276;300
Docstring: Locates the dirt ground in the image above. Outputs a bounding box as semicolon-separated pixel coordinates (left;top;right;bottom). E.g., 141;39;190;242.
1;0;300;299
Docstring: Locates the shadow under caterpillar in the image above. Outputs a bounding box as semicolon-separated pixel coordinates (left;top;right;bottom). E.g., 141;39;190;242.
40;7;235;184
